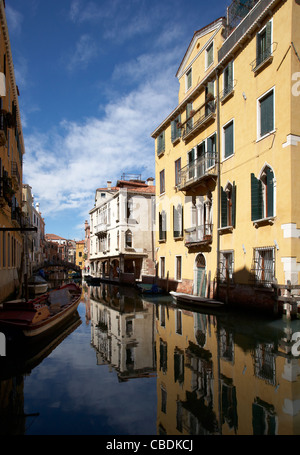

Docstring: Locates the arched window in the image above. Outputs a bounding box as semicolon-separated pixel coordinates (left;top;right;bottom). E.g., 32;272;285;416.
221;181;236;228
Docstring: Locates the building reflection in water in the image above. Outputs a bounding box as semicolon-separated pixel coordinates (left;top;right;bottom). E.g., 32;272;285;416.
88;283;300;435
155;300;300;436
89;284;156;382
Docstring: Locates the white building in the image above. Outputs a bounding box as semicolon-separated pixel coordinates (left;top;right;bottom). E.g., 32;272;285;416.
89;176;155;284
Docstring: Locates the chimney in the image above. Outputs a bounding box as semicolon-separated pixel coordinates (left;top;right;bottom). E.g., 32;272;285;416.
107;181;112;190
147;177;154;186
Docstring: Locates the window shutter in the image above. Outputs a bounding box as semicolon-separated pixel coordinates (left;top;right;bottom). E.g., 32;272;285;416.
251;173;263;221
186;103;193;132
159;212;162;240
231;182;236;228
173;206;178;238
227;61;233;90
162;211;167;241
224;122;233;158
260;91;273;136
266;21;272;57
266;167;274;217
221;187;228;227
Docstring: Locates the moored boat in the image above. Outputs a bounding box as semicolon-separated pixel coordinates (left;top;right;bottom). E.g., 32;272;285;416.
136;283;164;295
170;291;225;308
0;282;82;338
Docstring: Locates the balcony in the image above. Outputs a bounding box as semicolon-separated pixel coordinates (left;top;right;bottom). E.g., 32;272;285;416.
11;161;21;186
177;152;217;191
185;224;213;247
182;96;216;142
250;43;276;74
94;223;108;236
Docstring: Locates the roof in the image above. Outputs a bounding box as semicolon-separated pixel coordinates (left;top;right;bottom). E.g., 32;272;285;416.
45;234;66;240
176;17;226;78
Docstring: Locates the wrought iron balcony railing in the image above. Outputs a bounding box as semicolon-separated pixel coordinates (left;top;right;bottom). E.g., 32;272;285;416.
11;161;21;185
184;224;213;246
182;98;216;141
177;152;217;191
250;43;276;72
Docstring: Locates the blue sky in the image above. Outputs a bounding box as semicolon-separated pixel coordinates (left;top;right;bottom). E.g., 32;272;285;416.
6;0;226;240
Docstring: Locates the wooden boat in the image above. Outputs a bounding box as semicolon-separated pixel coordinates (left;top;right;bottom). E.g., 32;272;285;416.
0;282;82;338
136;283;164;295
28;274;48;295
170;291;225;308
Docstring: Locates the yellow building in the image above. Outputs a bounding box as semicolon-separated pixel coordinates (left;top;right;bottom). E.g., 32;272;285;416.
152;0;300;312
0;1;25;302
75;240;85;270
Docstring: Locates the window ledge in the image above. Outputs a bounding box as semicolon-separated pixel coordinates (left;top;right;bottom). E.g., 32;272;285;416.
218;226;233;234
256;129;276;143
158;239;166;244
252;55;273;75
172;137;180;146
253;216;276;228
220;89;234;104
174;236;184;241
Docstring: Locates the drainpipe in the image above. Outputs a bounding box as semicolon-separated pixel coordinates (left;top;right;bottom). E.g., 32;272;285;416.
216;70;221;299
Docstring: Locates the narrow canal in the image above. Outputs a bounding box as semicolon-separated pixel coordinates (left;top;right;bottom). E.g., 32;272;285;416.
1;280;300;436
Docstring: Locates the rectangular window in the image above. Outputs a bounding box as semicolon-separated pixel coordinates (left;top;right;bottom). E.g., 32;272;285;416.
160;169;165;194
159;211;167;241
186;68;192;91
175;255;182;281
173;204;183;238
253;247;275;285
175;158;181;186
258;89;274;138
223;120;234;159
206;42;214;68
256;21;272;67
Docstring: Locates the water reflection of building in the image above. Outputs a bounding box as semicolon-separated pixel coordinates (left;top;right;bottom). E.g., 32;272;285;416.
155;302;300;435
89;285;156;382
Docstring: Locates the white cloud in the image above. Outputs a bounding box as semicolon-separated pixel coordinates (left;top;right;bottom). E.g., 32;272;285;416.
66;34;98;71
23;51;179;219
5;5;23;35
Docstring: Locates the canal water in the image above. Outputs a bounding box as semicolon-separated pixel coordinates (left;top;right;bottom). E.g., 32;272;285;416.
1;280;300;436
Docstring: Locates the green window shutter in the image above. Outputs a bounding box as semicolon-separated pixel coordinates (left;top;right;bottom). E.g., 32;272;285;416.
251;174;263;221
266;21;272;57
186;103;193;132
171;115;181;142
221;187;228;227
224;122;234;158
266;167;274;217
227;61;233;90
231;182;236;228
260;91;274;136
